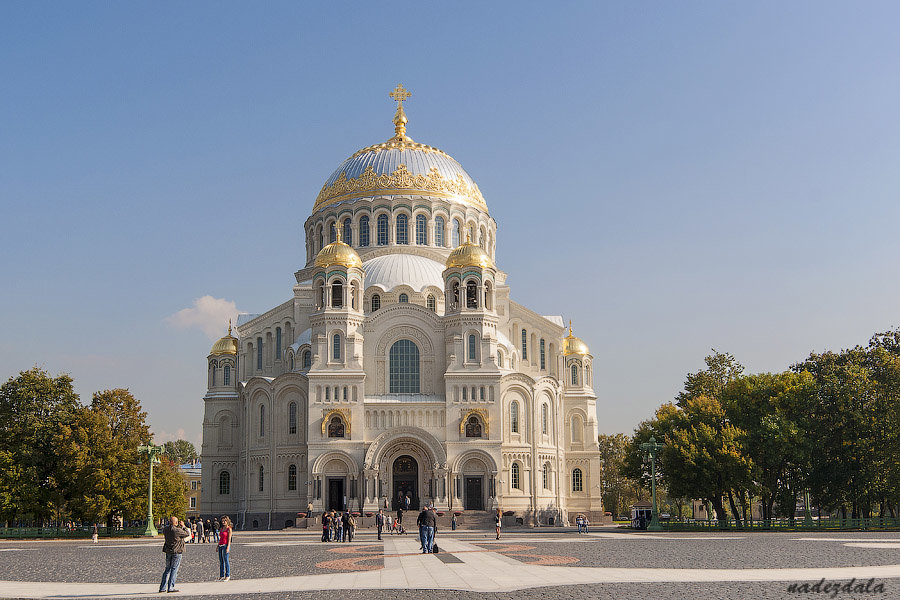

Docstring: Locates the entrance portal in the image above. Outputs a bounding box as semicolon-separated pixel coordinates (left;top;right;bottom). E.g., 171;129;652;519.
392;455;418;511
464;476;483;510
327;478;345;511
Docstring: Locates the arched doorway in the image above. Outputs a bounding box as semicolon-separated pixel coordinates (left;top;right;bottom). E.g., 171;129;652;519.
392;455;418;511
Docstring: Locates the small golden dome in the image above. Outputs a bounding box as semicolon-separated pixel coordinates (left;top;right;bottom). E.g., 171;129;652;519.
315;228;362;269
446;234;494;269
562;321;590;356
210;322;238;356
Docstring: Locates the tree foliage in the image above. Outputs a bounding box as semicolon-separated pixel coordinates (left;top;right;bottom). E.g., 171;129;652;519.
162;440;199;465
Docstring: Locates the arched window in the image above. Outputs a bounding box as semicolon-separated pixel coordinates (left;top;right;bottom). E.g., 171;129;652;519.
466;280;477;309
465;415;482;437
316;225;323;252
480;386;485;400
329;222;336;243
540;339;546;370
325;387;330;401
257;337;263;370
302;350;312;368
571;364;579;386
259;404;265;437
462;386;467;401
327;416;345;438
398;293;409;303
223;365;230;386
289;402;297;435
542;463;550;490
572;468;583;492
343;218;352;246
426;295;436;311
371;294;381;312
275;327;282;360
331;279;343;308
359;215;370;247
416;214;427;245
484;282;493;310
468;224;475;242
511;462;521;490
288;464;297;491
452;281;459;307
510;401;519;433
497;350;504;368
521;329;527;360
434;216;445;247
468;334;477;361
389;339;420;393
219;471;231;495
332;333;341;361
452;218;461;247
259;464;265;492
377;214;389;245
396;214;409;244
541;403;549;434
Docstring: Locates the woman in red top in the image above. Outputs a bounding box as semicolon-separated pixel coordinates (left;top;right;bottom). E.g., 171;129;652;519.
217;515;232;581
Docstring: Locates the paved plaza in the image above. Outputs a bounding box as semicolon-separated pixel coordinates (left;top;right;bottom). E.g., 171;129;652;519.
1;527;900;599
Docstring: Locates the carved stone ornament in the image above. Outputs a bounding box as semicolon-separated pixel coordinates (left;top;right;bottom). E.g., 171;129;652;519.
459;408;489;438
321;408;351;438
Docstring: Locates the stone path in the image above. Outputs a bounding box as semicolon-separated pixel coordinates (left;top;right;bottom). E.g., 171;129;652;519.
3;532;900;598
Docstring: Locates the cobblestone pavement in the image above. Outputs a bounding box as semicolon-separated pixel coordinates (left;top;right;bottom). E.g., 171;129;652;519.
0;528;898;599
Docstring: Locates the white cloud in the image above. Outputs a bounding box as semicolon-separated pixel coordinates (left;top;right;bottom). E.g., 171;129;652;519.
152;428;187;444
165;296;238;340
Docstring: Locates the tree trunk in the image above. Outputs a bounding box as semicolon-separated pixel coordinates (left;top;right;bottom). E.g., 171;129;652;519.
727;490;743;528
710;497;728;524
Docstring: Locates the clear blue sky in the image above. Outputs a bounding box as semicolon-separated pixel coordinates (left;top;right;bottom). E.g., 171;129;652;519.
2;2;899;446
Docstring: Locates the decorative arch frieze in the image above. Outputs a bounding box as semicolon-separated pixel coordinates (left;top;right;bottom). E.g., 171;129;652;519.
452;448;498;473
312;450;358;476
364;426;446;470
321;408;351;437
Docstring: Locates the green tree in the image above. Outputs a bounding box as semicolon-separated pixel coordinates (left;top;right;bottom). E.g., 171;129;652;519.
598;433;646;517
0;368;80;524
162;440;199;465
676;350;744;406
151;457;188;521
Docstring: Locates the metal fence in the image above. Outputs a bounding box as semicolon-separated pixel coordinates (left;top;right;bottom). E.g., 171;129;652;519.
662;517;900;531
0;526;148;539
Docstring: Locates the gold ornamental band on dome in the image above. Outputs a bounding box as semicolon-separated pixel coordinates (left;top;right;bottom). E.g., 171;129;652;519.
322;408;351;437
459;408;489;437
313;163;488;212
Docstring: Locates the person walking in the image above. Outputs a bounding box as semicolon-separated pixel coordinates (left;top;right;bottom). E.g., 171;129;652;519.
396;508;403;534
217;515;233;581
375;509;384;541
159;516;190;593
494;508;502;540
451;514;457;531
307;501;314;520
91;523;99;544
417;505;436;553
321;512;330;543
196;518;204;543
347;512;356;542
335;511;344;542
341;511;351;542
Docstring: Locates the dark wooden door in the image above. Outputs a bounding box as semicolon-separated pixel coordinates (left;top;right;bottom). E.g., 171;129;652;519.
328;479;344;511
464;477;483;510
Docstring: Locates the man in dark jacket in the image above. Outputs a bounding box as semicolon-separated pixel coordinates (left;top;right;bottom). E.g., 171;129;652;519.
416;505;436;553
375;509;384;541
159;516;191;593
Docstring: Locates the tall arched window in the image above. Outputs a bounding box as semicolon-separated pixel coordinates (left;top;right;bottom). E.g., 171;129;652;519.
468;334;477;361
275;327;282;360
497;350;504;368
540;339;545;370
510;401;519;433
452;218;461;247
507;462;520;490
541;403;549;434
466;280;477;309
257;337;263;370
571;414;583;443
288;464;297;491
259;464;265;492
521;329;527;360
332;333;341;361
329;222;336;243
398;293;409;303
377;214;389;245
415;214;427;245
426;295;436;311
343;218;352;246
434;216;445;247
302;350;311;368
389;339;420;393
371;294;381;312
331;280;343;308
316;225;323;252
359;215;370;247
572;468;583;492
542;463;550;490
289;402;297;435
219;471;231;495
396;214;409;244
571;364;579;386
259;405;265;437
223;365;231;386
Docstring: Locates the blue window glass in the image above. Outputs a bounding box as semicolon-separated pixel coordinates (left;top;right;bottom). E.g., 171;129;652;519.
289;402;297;435
224;365;230;385
399;293;408;303
396;214;409;244
257;337;263;370
389;339;420;393
571;364;579;385
359;216;370;247
540;339;545;370
434;216;445;247
275;327;282;360
329;222;336;243
333;333;341;361
468;334;477;361
521;329;527;361
302;350;311;368
416;214;427;245
343;219;352;246
377;214;388;245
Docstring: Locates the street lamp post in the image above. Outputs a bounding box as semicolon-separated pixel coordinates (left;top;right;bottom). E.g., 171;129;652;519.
640;436;665;532
137;444;163;536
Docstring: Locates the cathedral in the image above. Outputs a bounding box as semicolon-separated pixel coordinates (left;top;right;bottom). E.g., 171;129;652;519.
200;86;603;529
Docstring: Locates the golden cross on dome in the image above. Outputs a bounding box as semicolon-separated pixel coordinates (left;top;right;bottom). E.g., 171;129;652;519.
389;84;413;142
228;319;232;336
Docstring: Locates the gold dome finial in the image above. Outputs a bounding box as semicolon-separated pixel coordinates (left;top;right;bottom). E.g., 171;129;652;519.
228;319;232;336
446;233;494;269
563;320;589;356
389;84;413;142
568;320;573;336
211;322;238;356
315;226;362;269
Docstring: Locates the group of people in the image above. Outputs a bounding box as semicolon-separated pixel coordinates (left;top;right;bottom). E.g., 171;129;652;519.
374;508;409;540
574;514;590;533
320;510;357;542
184;517;224;544
158;514;233;593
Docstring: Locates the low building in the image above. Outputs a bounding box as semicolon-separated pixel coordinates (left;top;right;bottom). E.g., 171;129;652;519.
179;460;202;517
